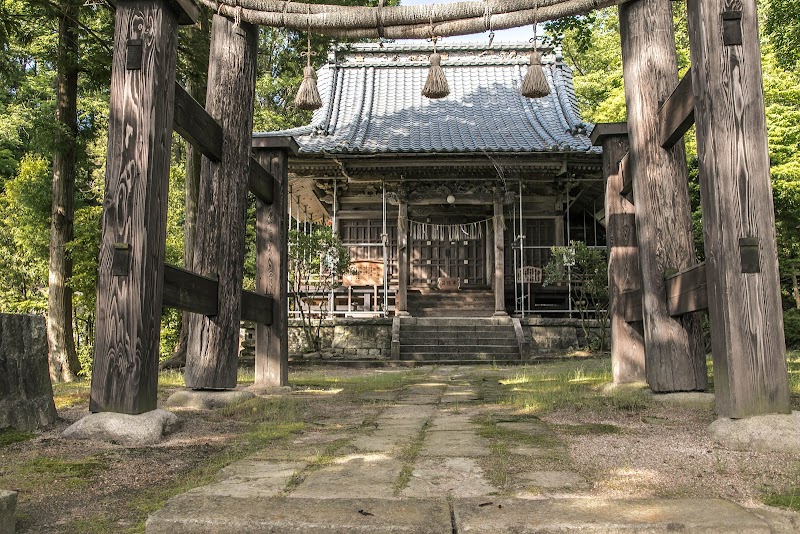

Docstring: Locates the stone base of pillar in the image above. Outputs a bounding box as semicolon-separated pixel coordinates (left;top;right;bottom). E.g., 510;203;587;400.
395;311;411;317
493;311;508;317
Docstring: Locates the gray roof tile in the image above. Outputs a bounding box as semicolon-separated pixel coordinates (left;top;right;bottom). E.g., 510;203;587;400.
256;45;599;156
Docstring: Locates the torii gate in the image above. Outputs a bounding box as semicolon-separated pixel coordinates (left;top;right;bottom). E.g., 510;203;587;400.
89;0;789;421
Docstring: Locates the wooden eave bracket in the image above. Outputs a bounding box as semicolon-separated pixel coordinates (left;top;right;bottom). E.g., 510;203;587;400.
252;136;301;156
589;122;628;146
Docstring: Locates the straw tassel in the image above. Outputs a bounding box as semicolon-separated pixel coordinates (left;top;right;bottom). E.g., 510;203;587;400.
422;52;449;99
295;65;322;110
520;50;550;99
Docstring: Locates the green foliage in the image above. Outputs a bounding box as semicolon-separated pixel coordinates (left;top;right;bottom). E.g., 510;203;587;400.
543;241;609;350
783;309;800;348
289;225;351;352
766;0;800;69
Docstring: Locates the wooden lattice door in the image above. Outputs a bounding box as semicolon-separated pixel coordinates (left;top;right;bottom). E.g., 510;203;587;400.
410;219;486;287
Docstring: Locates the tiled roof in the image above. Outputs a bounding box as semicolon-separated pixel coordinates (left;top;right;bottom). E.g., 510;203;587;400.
255;43;599;156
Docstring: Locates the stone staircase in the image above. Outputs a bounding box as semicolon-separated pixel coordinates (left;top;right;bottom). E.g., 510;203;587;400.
398;317;521;362
406;288;494;317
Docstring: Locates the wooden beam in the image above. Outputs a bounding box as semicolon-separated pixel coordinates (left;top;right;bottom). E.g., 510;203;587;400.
241;290;274;325
162;264;218;315
621;289;643;323
90;0;180;414
593;125;645;384
687;0;790;416
254;148;289;386
249;156;274;205
173;83;223;162
590;122;628;146
619;0;707;393
185;15;258;390
658;71;695;149
665;263;708;316
252;135;300;155
619;154;633;201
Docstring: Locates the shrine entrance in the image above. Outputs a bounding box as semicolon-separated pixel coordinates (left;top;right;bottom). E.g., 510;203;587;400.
409;216;491;288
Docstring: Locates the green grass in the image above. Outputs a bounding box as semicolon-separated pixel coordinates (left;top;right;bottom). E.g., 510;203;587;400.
0;428;35;447
10;457;109;491
763;491;800;513
491;359;651;415
290;369;429;395
394;421;430;494
552;423;621;435
52;380;91;409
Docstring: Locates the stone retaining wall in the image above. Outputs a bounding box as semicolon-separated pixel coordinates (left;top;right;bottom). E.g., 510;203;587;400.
520;317;608;353
288;318;393;360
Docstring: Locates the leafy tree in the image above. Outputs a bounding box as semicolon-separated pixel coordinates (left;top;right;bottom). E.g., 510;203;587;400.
543;241;609;350
288;225;351;352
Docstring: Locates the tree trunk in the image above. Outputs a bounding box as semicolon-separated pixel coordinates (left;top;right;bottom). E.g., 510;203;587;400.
48;0;80;383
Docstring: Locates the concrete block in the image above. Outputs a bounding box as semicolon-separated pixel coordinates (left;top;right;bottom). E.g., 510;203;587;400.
0;490;16;534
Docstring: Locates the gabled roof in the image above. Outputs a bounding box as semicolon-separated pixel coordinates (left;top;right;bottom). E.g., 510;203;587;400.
255;43;599;156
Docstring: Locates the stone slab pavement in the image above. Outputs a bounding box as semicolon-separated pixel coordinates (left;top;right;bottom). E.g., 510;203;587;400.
145;367;796;533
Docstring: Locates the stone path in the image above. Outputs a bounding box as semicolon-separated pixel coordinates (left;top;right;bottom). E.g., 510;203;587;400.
146;367;792;533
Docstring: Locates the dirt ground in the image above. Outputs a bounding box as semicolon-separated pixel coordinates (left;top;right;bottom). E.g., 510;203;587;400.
1;359;799;533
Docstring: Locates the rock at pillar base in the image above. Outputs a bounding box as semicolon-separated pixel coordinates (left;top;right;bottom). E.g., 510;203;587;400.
165;389;255;410
0;314;57;432
709;412;800;454
62;409;180;446
0;489;17;534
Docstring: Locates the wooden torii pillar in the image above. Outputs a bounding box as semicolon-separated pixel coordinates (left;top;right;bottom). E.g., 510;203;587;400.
90;0;198;414
184;14;259;389
619;0;708;392
686;0;790;417
591;124;646;385
252;137;298;387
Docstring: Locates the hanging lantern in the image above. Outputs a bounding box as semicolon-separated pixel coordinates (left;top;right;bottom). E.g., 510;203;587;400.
295;30;322;111
422;38;449;99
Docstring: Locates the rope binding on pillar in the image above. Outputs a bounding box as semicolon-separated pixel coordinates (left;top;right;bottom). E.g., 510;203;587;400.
520;2;551;99
294;9;323;111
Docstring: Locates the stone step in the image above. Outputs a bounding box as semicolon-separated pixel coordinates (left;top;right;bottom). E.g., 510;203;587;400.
400;339;519;352
406;309;495;318
146;494;772;533
400;338;518;347
401;338;518;348
401;317;512;326
401;351;517;361
402;325;516;333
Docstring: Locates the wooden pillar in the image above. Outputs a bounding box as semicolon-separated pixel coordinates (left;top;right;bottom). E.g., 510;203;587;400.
592;124;646;384
185;14;258;389
90;0;196;414
252;138;297;386
619;0;707;392
687;0;790;416
493;190;507;316
396;188;410;316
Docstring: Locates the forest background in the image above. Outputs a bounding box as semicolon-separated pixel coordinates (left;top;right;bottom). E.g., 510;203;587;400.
1;0;799;381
